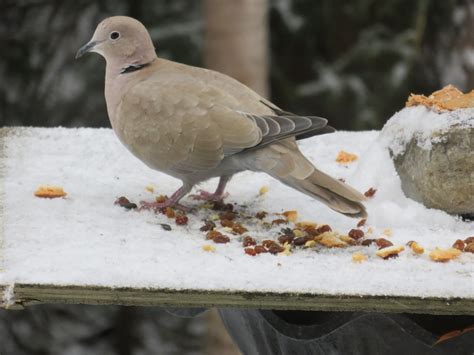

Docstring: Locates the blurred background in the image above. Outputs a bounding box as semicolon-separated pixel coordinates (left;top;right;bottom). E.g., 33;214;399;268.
1;0;474;354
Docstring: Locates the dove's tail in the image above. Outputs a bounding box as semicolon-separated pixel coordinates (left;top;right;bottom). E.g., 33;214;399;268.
245;141;367;218
279;168;367;218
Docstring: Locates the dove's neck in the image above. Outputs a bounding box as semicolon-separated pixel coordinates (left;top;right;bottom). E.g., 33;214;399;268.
104;57;156;121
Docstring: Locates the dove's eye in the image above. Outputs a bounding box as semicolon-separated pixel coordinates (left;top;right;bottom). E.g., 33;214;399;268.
110;31;120;40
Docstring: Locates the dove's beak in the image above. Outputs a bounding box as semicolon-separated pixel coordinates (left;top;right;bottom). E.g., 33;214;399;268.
75;41;98;59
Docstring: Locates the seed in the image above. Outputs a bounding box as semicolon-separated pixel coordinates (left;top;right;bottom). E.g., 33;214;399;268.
357;218;367;227
361;239;376;246
160;223;172;231
268;245;285;254
232;223;248;235
293;236;309;246
220;219;234;228
272;218;287;225
364;187;377;197
165;207;175;218
254;245;267;254
464;243;474;253
255;211;268;219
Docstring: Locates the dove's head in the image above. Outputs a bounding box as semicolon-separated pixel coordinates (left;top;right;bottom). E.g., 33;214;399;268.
76;16;156;66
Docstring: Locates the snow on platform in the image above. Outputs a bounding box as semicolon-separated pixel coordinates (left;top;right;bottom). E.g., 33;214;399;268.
0;127;472;312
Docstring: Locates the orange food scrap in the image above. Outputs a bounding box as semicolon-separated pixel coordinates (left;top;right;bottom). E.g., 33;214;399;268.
282;210;298;222
406;84;474;111
352;252;368;263
429;248;461;262
376;245;404;259
202;245;216;252
336;150;358;164
34;185;67;199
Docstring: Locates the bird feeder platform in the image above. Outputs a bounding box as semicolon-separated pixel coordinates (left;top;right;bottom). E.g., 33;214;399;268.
0;127;473;314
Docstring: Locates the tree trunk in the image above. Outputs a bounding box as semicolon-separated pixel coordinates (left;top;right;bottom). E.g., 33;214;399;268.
203;0;269;97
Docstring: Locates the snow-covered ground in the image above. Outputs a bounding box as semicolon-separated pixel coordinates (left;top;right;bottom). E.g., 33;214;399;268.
0;125;473;299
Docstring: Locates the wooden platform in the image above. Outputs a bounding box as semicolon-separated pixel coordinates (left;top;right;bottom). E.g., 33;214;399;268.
1;127;473;314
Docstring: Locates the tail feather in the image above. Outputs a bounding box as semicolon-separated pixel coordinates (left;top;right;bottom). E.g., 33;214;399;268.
284;174;367;218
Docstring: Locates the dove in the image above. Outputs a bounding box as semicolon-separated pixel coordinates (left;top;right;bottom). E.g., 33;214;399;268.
76;16;366;217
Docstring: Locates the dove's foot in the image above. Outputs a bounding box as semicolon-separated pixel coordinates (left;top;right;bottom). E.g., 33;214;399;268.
139;185;192;212
190;189;229;201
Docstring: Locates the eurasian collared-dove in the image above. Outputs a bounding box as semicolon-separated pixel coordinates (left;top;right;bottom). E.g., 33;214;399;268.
76;16;366;217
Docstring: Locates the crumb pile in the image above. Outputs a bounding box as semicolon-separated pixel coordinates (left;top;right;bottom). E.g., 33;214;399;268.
0;128;473;299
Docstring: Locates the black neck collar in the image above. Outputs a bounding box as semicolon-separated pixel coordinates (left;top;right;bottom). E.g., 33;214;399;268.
120;61;152;74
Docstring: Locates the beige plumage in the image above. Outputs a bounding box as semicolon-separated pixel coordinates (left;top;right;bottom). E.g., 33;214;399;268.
76;16;366;217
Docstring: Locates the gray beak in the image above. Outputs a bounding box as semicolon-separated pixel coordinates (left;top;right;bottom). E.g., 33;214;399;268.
75;41;97;59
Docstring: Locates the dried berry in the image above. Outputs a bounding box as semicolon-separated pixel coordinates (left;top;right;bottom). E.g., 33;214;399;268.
316;225;332;234
219;211;236;221
348;229;364;240
262;239;279;248
364;187;377;198
452;239;465;251
375;238;393;249
160;223;172;231
268;245;285;254
464;237;474;245
465;243;474;253
255;211;268;219
206;230;222;240
213;234;230;244
212;200;234;211
200;220;216;232
114;196;137;209
272;218;287;225
232;223;248;235
293;236;309;246
357;218;367;227
244;247;257;256
361;239;376;246
175;214;188;225
254;245;267;254
165;207;175;218
278;234;294;245
243;236;257;247
220;219;234;228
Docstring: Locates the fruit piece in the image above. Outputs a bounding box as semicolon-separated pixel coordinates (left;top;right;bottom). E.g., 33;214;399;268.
336;150;358;164
244;247;257;256
319;232;347;248
463;243;474;253
35;185;67;199
376;245;405;259
375;238;393;249
352;252;368;263
200;220;216;232
348;229;364;240
165;207;175;218
213;234;230;244
282;210;298;222
175;214;188;225
429;248;461;262
406;241;424;254
259;186;269;195
242;236;257;247
364;188;377;198
255;211;268;219
452;239;465;251
202;245;216;252
114;196;137;209
232;223;248;235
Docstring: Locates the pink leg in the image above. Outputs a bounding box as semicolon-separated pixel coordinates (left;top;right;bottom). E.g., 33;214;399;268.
191;175;231;201
140;185;192;212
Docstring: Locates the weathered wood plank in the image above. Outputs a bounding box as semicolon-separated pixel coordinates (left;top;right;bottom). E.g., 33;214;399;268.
1;283;473;315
